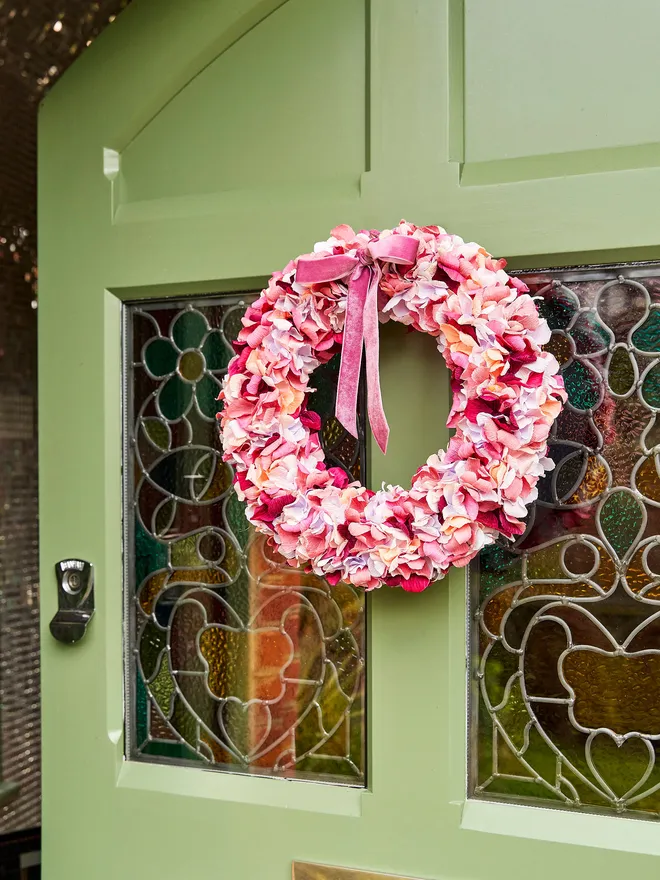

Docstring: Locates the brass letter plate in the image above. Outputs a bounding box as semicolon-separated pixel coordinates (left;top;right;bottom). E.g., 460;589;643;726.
294;863;420;880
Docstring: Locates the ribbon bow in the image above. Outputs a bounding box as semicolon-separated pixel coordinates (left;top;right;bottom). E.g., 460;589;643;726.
296;234;419;454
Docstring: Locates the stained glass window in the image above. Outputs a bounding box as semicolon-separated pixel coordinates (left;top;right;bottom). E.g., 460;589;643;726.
470;266;660;818
123;295;366;785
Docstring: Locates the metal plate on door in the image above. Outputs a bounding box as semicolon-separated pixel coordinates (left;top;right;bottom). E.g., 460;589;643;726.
294;863;421;880
49;559;94;643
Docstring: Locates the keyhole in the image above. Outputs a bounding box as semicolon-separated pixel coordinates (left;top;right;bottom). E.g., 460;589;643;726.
63;571;82;594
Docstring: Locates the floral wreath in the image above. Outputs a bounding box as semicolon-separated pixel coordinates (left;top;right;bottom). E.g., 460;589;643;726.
219;221;566;592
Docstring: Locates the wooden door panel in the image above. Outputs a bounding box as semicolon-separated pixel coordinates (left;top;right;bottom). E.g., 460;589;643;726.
121;0;367;205
38;1;660;878
464;0;660;167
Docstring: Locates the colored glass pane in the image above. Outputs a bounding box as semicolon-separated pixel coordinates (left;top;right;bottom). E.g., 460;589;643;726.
642;363;660;408
608;346;636;395
201;330;233;371
171;309;208;350
124;294;366;785
536;286;575;330
158;373;192;420
470;267;660;819
633;308;660;351
599;490;643;558
178;349;205;381
563;360;601;410
144;337;178;377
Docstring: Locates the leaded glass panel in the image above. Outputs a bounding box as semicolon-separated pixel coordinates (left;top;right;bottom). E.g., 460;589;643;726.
123;295;366;785
470;265;660;818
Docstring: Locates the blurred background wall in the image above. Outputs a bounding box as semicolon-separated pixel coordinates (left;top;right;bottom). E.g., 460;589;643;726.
0;2;129;872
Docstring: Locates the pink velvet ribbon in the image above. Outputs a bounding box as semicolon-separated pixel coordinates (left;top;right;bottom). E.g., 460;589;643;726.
296;235;419;454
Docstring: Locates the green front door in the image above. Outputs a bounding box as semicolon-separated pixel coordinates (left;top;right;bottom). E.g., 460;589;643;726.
39;0;660;877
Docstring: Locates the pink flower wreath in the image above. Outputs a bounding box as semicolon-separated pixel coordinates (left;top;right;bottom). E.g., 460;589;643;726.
219;221;566;592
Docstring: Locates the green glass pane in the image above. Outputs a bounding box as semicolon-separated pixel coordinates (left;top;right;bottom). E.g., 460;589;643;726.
633;308;660;352
570;312;610;354
202;330;233;371
154;499;175;536
483;776;561;803
349;703;364;770
142;418;171;451
142;740;203;762
478;543;521;596
222;306;246;343
225;492;251;550
198;532;225;563
140;622;166;681
199;457;232;501
308;354;339;420
552;451;585;501
136;662;148;746
175;670;218;730
608;347;636;395
316;661;351;733
171;534;202;567
158;373;193;420
172;309;208;350
524;726;562;788
537;291;575;330
224;569;251;624
170;696;199;747
135;520;168;588
322;416;343;448
150;652;175;716
477;701;495;786
221;537;241;579
495;677;529;752
144;337;178;377
483;641;519;708
587;731;656;799
562;361;600;410
327;631;360;695
294;701;325;764
294;755;354;781
195;372;222;419
600;490;643;558
642;363;660;408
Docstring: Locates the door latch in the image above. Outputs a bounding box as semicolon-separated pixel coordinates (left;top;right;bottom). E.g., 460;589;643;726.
49;559;95;644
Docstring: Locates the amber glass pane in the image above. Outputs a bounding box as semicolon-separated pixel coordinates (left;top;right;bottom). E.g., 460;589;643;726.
470;270;660;818
125;296;366;785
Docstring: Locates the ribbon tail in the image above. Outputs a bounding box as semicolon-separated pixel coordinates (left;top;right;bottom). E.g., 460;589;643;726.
363;267;389;455
335;267;368;440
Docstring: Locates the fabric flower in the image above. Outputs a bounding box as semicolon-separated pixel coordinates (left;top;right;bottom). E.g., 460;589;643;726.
219;221;566;592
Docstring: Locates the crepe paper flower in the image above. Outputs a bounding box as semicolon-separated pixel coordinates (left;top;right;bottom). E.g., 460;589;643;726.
219;221;566;593
143;307;233;421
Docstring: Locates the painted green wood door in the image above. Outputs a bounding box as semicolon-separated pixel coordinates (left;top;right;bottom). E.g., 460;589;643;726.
38;0;660;877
